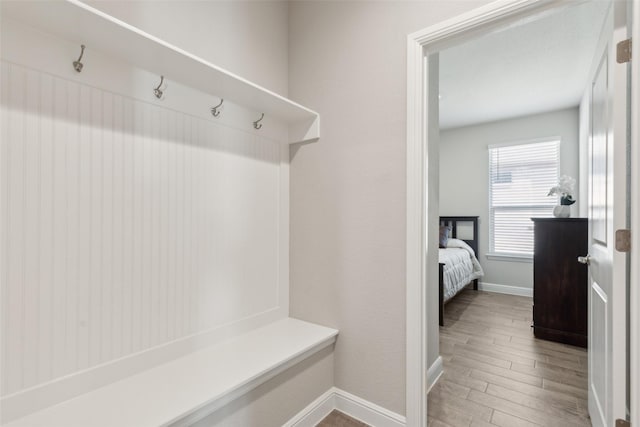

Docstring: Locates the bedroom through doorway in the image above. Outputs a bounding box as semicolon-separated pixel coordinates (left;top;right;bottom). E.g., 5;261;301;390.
429;2;614;425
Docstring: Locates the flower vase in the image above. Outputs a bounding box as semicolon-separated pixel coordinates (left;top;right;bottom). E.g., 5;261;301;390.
553;205;570;218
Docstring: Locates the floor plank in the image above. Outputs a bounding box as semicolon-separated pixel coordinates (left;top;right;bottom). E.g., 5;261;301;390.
317;410;368;427
491;410;539;427
428;289;591;427
441;369;488;392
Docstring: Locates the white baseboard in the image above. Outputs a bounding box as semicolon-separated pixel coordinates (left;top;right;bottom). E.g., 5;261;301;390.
334;388;406;427
284;387;406;427
478;281;533;297
426;356;443;393
283;389;336;427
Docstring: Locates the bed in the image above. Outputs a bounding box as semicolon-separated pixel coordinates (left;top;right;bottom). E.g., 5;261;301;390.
438;216;484;326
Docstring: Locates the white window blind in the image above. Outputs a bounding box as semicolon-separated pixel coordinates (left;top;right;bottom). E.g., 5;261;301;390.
489;139;560;257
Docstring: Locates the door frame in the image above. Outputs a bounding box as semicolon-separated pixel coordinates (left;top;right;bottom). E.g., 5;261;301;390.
404;0;639;425
631;1;639;425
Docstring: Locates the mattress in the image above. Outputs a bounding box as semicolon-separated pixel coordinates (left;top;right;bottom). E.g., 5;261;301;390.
439;238;484;302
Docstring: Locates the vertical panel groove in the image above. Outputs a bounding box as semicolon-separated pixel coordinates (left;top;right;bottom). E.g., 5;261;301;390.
66;80;80;375
41;70;54;385
20;66;28;390
22;68;40;389
7;63;21;393
1;62;9;395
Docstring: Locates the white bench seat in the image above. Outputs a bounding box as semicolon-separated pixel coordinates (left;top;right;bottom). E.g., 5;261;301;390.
5;318;338;427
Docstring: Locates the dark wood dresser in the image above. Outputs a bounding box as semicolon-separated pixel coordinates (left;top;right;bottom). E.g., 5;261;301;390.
532;218;588;347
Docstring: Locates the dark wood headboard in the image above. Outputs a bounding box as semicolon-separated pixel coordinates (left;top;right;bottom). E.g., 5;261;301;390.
439;216;479;256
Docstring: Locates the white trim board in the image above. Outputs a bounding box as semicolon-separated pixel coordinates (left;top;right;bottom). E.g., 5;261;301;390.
0;19;289;143
1;0;320;143
478;282;533;298
283;389;336;427
632;1;640;425
284;387;406;427
426;356;444;394
631;2;640;426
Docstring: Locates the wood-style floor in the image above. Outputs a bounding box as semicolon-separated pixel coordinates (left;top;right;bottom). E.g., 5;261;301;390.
429;288;590;427
317;410;368;427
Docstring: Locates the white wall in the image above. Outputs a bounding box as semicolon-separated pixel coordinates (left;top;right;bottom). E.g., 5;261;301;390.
288;0;492;416
439;107;581;290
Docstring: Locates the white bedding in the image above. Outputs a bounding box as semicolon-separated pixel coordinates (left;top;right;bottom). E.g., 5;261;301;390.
439;238;484;302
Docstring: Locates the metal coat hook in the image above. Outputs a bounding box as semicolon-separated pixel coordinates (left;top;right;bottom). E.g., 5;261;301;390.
154;75;165;99
253;113;264;130
211;99;224;117
73;45;85;73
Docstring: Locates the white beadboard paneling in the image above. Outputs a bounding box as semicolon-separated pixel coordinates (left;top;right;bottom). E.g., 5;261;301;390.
150;106;161;347
76;84;92;371
167;109;176;342
0;59;285;418
131;100;145;354
121;97;135;357
175;114;185;340
101;91;114;364
38;72;55;385
111;94;124;361
6;63;26;395
88;87;103;368
65;80;81;377
189;115;200;334
23;68;41;389
51;76;68;381
1;61;9;396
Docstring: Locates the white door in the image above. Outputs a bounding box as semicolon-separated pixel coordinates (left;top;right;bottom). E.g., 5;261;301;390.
585;2;629;426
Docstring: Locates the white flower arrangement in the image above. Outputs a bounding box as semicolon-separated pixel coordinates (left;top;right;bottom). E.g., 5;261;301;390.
548;175;576;205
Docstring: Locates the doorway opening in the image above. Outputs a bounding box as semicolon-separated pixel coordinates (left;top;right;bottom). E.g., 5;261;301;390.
405;1;637;426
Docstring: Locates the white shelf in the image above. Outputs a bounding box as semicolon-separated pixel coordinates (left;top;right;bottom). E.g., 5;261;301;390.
4;318;338;427
1;0;319;144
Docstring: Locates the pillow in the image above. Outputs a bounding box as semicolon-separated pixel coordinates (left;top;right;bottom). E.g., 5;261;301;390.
439;226;451;248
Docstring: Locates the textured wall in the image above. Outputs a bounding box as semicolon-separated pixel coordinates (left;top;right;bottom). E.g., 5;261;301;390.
288;0;492;415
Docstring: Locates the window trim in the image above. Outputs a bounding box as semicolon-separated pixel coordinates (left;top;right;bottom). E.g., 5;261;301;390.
487;136;562;150
487;137;561;258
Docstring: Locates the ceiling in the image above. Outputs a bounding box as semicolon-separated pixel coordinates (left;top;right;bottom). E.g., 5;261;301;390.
439;1;609;130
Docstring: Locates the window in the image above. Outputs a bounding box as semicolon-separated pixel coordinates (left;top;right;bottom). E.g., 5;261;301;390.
488;139;559;258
